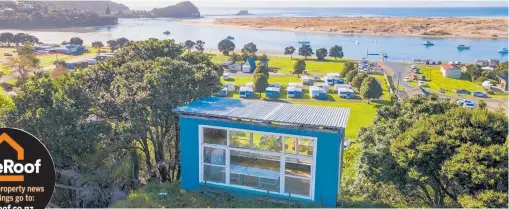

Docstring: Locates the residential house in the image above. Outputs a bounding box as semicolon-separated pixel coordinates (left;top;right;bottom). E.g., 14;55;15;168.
497;75;508;91
475;59;489;67
488;59;500;68
440;64;461;79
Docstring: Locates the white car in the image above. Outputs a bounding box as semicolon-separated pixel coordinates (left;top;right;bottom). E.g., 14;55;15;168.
404;77;410;82
463;103;476;109
457;99;475;106
418;81;426;86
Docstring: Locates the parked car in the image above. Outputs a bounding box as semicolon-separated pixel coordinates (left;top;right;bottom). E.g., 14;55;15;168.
3;52;12;56
404;77;410;82
457;99;475;106
472;91;488;98
413;68;420;73
418;80;426;86
463;103;476;109
456;89;470;95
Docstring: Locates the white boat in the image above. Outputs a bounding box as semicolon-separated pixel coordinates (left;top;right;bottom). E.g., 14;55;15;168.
456;44;470;50
498;48;508;53
422;41;434;46
355;40;359;44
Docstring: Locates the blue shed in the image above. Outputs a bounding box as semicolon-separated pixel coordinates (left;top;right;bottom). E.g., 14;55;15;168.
173;97;350;207
265;87;281;98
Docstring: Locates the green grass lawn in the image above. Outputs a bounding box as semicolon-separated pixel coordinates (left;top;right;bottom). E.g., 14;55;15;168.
209;53;347;75
216;53;390;140
221;73;390;140
414;66;507;98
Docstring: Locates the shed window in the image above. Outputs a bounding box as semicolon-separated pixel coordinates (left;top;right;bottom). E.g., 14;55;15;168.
199;126;316;200
203;127;227;145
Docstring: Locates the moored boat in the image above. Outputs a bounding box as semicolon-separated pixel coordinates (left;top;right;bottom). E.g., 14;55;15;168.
498;48;508;53
457;44;470;50
422;41;434;46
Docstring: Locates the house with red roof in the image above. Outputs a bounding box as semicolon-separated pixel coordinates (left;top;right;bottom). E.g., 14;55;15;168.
440;64;461;79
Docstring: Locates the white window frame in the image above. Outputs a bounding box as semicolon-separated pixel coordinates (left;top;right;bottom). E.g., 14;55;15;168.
198;125;317;200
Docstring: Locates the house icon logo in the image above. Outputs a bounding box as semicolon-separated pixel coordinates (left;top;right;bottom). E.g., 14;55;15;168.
0;132;25;182
0;128;56;209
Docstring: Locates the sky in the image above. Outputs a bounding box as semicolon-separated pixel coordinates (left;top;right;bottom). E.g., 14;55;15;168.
110;0;508;9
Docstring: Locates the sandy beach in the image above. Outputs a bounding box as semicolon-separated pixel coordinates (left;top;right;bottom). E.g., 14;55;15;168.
194;17;508;39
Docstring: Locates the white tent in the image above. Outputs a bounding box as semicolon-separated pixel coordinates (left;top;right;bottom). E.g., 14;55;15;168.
482;80;493;89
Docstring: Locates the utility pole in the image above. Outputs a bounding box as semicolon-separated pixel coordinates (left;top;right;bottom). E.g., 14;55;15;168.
397;72;401;93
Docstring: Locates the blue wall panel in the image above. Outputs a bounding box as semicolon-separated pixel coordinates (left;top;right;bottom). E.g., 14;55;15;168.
179;115;344;207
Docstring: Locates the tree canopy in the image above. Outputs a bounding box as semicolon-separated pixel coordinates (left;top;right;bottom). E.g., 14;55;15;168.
341;62;356;78
352;73;369;90
316;48;328;61
329;45;344;60
195;40;205;52
242;42;258;54
298;45;314;59
359;77;382;99
253;72;269;94
184;40;196;51
284;46;296;59
70;37;84;46
218;39;235;55
292;60;306;77
116;37;129;47
353;95;508;208
2;38;223;207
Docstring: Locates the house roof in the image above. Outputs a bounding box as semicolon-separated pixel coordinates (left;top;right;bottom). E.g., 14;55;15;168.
441;64;459;69
174;97;350;130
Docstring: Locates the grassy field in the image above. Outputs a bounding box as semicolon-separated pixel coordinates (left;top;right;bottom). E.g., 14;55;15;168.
214;53;389;140
413;66;507;98
209;53;348;75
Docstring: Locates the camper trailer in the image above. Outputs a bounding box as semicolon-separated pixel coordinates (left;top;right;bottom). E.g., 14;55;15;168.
301;76;314;85
287;86;303;98
334;84;353;92
223;83;236;92
239;86;254;98
217;87;229;97
309;86;327;100
337;88;355;99
265;87;281;98
313;83;330;93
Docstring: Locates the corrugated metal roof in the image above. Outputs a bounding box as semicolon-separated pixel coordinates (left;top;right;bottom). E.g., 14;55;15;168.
174;97;350;130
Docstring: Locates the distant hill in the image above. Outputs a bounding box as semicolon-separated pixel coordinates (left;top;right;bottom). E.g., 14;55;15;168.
117;1;201;18
150;1;200;18
37;1;130;14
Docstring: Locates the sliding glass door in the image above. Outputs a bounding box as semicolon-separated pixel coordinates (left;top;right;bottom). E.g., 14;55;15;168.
199;125;316;200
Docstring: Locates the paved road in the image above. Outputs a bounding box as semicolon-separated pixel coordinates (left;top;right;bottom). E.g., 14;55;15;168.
384;62;413;90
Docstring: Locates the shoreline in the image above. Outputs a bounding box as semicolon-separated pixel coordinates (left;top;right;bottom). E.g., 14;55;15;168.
185;17;508;39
